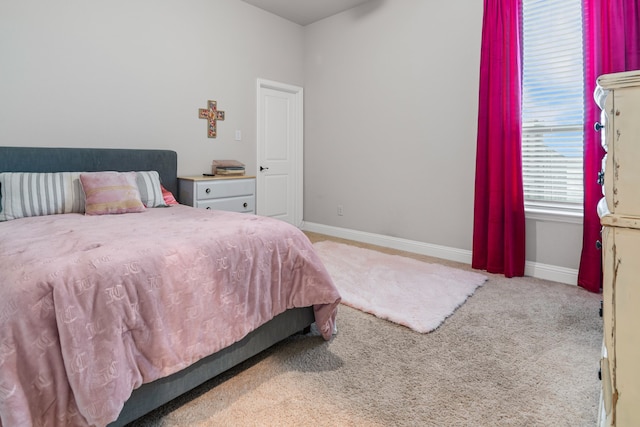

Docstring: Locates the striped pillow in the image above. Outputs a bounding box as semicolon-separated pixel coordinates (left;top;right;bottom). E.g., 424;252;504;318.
0;172;85;221
136;171;168;208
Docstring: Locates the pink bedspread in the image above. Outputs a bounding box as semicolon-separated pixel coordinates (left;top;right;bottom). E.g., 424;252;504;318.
0;206;340;426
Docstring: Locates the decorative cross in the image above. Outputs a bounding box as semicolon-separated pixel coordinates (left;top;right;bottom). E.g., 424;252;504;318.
198;100;225;138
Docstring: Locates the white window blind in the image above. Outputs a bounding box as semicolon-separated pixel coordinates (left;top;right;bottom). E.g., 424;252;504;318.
521;0;584;215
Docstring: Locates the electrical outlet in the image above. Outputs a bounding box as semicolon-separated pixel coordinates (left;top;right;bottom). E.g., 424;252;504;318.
337;205;344;216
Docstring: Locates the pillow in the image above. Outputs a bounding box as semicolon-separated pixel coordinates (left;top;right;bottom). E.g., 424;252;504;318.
80;171;145;215
161;184;179;205
0;172;85;221
136;171;168;208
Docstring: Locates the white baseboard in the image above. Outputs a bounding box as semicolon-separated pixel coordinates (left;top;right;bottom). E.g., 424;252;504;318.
523;261;578;286
302;222;578;286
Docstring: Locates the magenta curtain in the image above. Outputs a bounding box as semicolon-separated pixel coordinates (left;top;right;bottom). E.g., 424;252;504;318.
579;0;640;293
472;0;526;278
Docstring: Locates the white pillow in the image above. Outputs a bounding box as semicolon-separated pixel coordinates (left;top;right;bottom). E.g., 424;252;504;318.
0;172;85;221
136;171;168;208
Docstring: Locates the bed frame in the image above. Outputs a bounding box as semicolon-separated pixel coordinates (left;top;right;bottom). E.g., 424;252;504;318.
0;146;315;426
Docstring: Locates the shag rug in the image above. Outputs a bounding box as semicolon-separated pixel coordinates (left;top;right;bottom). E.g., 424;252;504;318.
313;241;487;333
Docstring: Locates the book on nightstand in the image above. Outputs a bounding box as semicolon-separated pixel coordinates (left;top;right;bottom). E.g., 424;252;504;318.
211;160;245;175
215;167;245;176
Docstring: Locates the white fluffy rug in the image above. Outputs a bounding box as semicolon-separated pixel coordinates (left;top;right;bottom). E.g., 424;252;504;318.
313;241;487;333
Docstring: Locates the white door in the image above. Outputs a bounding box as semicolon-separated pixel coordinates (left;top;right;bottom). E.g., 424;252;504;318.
256;79;303;227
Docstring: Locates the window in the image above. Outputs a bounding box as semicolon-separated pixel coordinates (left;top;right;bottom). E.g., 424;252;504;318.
521;0;584;216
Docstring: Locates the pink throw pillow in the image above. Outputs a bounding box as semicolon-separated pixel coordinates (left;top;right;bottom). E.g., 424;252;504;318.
80;171;146;215
161;184;179;205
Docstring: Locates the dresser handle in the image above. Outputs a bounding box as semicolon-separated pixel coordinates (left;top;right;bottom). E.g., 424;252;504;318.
599;300;603;317
597;171;604;186
205;188;211;194
594;122;604;131
243;202;248;208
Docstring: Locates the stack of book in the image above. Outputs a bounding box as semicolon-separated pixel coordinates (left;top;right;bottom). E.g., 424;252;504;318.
212;160;245;176
215;166;245;176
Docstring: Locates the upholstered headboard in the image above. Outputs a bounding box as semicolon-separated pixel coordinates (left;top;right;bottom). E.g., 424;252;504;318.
0;146;178;199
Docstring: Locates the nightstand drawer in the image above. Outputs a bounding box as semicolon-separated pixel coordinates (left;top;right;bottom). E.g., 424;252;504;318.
197;195;254;213
195;179;254;200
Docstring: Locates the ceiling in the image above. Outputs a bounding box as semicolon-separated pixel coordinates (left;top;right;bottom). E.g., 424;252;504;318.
240;0;373;26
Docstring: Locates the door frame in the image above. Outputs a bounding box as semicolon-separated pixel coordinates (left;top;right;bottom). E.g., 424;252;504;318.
256;78;304;227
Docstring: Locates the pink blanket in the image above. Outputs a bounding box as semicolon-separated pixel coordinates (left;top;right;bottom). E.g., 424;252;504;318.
0;206;340;426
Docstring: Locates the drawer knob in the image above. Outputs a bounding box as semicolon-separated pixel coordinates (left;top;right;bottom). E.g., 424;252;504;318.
594;122;604;131
205;188;211;194
243;202;248;208
596;240;602;250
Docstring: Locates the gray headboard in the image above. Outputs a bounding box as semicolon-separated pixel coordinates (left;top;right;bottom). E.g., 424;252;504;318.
0;146;179;199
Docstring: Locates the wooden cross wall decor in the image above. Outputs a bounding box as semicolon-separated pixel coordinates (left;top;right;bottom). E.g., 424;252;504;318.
198;100;225;138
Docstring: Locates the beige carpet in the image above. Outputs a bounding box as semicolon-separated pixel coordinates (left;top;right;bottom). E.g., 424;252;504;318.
130;233;603;427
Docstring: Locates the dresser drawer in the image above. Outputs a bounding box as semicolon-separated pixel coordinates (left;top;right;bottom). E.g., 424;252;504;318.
598;84;640;215
197;195;254;213
195;179;255;200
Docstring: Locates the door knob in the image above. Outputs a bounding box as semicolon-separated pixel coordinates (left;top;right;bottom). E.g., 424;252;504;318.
260;166;269;171
594;122;604;131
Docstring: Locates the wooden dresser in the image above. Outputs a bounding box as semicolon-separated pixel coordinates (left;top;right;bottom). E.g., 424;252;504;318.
596;70;640;427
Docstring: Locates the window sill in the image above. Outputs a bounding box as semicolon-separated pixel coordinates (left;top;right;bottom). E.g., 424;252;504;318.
525;208;583;224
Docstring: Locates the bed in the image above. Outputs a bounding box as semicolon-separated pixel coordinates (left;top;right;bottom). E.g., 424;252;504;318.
0;146;341;427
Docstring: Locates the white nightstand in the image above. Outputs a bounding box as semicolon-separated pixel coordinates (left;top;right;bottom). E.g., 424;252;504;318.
178;176;256;214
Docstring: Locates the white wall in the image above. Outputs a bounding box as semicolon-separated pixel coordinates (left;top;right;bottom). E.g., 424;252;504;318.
303;0;584;277
0;0;303;176
304;1;482;250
